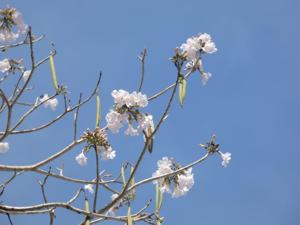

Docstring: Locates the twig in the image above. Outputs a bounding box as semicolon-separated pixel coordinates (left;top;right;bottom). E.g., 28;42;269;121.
93;147;100;212
0;35;44;51
0;138;85;171
38;167;55;225
74;93;82;141
138;49;147;92
6;213;13;225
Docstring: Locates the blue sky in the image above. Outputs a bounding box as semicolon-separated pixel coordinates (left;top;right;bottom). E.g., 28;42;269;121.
1;0;300;225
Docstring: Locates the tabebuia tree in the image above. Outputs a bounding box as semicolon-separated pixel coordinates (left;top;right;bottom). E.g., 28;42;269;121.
0;6;231;225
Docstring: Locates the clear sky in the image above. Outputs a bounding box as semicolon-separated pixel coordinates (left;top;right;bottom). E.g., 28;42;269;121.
1;0;300;225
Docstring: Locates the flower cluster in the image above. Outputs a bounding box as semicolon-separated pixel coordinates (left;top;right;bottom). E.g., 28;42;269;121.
199;135;232;167
75;152;87;166
105;90;154;136
152;157;195;198
180;33;217;60
0;142;9;154
76;129;116;166
0;7;28;42
112;89;148;108
180;33;217;85
39;94;59;111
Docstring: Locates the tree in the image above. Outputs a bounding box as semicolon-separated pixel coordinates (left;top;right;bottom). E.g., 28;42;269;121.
0;6;231;225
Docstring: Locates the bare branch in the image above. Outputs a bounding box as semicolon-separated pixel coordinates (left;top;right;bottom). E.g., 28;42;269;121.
138;49;147;92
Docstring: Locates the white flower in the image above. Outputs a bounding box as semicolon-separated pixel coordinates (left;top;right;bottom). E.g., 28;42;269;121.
138;114;154;132
75;152;88;166
220;152;231;167
0;30;19;42
111;89;148;108
0;8;28;42
56;167;63;176
180;33;217;60
0;142;9;154
180;37;200;60
130;91;148;108
100;146;116;160
125;124;139;136
201;72;212;85
39;94;59;111
84;184;94;194
203;41;217;54
11;10;28;34
152;157;174;193
105;109;127;133
0;59;11;73
172;168;194;198
22;70;31;82
111;89;130;107
198;33;217;54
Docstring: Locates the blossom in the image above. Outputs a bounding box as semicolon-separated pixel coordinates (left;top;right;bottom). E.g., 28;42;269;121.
0;59;11;73
152;157;195;197
100;146;116;160
75;152;88;166
22;70;31;82
138;114;154;132
0;8;28;42
152;157;174;193
220;152;231;167
11;10;28;34
201;72;212;85
39;94;59;111
106;89;153;136
172;168;194;198
125;124;139;136
0;142;9;154
0;30;19;42
180;33;217;60
56;167;63;176
111;89;148;108
84;184;94;194
105;109;127;133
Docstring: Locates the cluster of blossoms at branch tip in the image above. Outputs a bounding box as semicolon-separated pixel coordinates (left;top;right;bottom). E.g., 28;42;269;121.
76;128;116;166
152;157;195;198
38;94;59;111
199;135;232;167
180;33;217;59
106;89;154;137
180;33;217;85
0;7;28;42
0;142;9;154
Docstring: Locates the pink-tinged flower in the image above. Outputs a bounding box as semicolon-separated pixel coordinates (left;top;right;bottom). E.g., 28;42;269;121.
75;152;88;166
0;142;9;154
220;152;231;167
0;59;11;73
